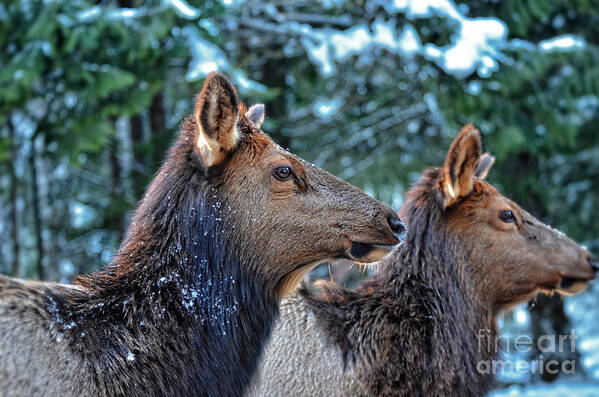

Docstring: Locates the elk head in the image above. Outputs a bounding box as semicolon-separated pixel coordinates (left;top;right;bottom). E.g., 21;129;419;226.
428;125;597;312
184;73;404;297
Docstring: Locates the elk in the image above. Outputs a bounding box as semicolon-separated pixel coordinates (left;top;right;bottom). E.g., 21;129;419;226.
0;73;406;397
249;125;598;397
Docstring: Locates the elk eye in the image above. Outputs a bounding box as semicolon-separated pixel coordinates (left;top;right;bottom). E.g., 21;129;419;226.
499;210;516;223
273;166;293;181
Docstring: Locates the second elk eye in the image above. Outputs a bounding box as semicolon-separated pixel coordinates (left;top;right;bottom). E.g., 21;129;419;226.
499;210;516;223
273;166;293;181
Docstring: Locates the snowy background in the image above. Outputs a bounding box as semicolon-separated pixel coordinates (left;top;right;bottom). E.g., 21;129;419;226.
1;0;598;394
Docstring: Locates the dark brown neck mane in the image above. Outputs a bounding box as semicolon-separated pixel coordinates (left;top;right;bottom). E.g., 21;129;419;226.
303;168;498;396
42;116;278;397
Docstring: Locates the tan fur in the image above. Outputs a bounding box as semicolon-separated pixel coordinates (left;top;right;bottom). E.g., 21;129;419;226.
279;266;314;299
247;296;352;396
0;276;94;396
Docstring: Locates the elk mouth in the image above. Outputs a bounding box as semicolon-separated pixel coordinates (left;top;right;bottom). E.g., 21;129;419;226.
342;215;406;263
555;273;595;295
347;241;400;263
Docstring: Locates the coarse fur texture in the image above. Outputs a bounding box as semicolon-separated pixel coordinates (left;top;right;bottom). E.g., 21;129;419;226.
248;125;597;397
0;73;404;397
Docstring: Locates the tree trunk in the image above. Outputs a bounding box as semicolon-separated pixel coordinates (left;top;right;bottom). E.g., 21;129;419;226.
105;129;128;240
7;117;21;277
129;114;146;200
149;91;166;167
110;136;122;192
260;45;291;149
29;145;44;280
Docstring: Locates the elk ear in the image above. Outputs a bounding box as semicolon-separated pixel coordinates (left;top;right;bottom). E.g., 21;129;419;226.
475;153;495;180
246;104;265;129
194;72;240;168
442;124;482;208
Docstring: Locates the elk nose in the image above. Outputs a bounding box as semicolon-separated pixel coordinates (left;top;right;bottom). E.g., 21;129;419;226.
589;257;599;273
388;215;406;239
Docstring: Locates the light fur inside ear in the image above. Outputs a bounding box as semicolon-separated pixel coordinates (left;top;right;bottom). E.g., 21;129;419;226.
445;179;457;199
196;125;227;169
194;72;240;168
475;152;495;180
442;124;482;208
246;104;265;129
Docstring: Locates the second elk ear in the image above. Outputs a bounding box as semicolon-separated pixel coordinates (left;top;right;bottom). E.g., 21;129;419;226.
246;104;265;129
442;124;482;208
194;72;240;168
475;153;495;180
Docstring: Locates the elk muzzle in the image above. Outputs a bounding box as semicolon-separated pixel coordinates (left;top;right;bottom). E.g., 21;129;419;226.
556;255;597;295
347;213;406;263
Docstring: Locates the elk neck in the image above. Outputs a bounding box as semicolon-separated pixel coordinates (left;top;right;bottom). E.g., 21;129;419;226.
45;127;279;395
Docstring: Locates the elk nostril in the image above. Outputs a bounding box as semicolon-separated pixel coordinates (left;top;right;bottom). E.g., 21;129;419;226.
388;215;406;236
589;257;599;273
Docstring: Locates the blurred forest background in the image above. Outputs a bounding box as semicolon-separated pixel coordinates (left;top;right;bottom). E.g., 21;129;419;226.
0;0;598;394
